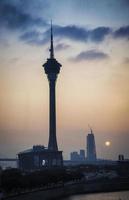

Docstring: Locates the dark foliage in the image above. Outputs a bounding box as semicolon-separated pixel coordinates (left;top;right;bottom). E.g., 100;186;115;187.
1;167;84;193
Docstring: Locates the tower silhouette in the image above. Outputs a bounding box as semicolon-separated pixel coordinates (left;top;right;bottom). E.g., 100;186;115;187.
43;22;63;166
43;21;61;151
18;22;63;170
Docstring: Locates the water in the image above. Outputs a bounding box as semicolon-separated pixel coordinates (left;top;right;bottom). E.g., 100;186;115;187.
62;191;129;200
0;161;17;169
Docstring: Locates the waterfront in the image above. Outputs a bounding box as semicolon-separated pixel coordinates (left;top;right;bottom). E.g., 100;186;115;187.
62;191;129;200
0;161;17;169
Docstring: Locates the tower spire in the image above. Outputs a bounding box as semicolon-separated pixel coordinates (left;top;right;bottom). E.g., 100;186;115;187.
88;124;93;134
50;20;54;59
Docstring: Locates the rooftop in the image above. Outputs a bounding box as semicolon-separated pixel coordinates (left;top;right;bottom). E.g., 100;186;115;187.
18;145;47;154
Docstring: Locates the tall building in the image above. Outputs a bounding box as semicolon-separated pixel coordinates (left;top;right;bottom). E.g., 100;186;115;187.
87;128;97;161
18;23;63;171
43;21;63;165
43;22;60;151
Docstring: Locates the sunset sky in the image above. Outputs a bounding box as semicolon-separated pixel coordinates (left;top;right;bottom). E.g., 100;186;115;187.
0;0;129;160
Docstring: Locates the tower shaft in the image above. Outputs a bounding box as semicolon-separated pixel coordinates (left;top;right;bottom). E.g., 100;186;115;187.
48;76;58;150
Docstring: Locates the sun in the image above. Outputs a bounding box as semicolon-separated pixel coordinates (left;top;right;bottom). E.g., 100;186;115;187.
105;141;111;146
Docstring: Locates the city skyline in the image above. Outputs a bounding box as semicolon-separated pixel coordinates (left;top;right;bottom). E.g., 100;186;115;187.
0;0;129;160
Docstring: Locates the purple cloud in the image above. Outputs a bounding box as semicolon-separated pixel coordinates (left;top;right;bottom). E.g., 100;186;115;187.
71;50;109;62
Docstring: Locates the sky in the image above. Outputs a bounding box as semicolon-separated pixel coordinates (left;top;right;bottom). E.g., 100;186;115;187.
0;0;129;160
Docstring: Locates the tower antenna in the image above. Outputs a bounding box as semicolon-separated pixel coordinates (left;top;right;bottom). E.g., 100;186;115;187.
49;20;54;59
88;124;93;134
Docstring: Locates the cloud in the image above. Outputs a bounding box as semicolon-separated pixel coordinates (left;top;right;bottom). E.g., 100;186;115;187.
1;0;127;47
52;25;112;43
0;0;47;30
71;50;109;62
19;25;89;46
20;25;89;46
90;27;112;42
16;0;49;19
0;0;128;45
23;25;110;47
19;24;129;47
20;30;48;46
0;0;129;47
53;25;129;43
113;26;129;39
55;43;70;51
54;25;89;42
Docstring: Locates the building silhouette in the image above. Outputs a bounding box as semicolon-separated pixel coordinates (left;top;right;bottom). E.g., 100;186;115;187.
87;128;97;161
80;149;85;160
70;149;85;161
70;152;80;161
18;22;63;171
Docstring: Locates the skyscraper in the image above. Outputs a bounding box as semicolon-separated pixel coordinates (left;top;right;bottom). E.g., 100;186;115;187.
87;128;97;161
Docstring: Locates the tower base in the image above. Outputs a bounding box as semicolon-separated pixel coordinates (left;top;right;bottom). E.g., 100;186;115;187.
18;146;63;171
46;150;63;167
